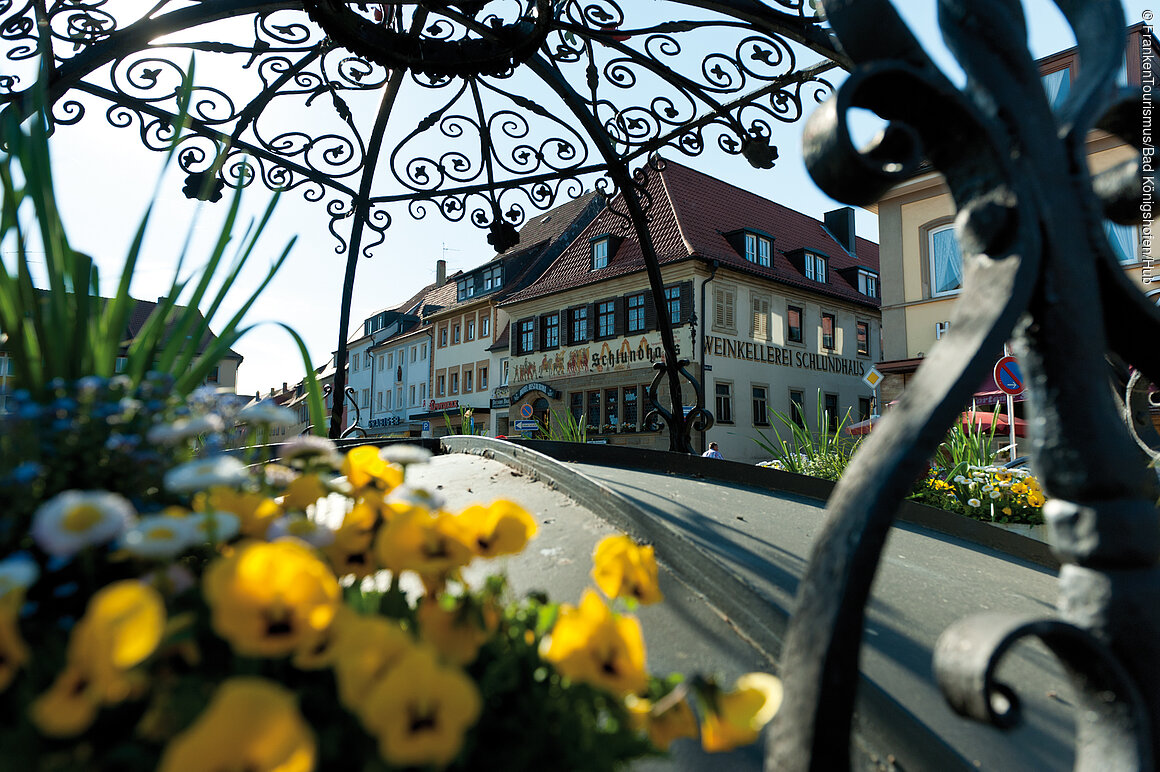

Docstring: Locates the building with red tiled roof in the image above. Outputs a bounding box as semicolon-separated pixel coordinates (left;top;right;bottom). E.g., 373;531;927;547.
500;157;883;461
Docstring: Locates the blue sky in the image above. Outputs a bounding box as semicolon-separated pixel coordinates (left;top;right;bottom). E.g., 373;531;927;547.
38;1;1151;397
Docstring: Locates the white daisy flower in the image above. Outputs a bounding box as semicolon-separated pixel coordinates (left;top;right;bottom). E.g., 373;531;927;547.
953;475;967;484
385;484;445;513
263;463;298;489
32;490;136;558
982;484;994;492
967;497;982;508
989;490;1002;499
186;511;242;543
120;515;197;560
267;515;336;548
238;400;297;427
164;456;249;494
0;554;40;597
147;414;225;445
379;444;433;467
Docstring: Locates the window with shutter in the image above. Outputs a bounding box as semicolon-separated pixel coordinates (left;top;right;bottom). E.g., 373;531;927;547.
713;287;735;332
751;294;770;340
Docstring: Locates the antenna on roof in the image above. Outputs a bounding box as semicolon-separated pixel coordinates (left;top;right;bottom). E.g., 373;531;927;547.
441;242;462;260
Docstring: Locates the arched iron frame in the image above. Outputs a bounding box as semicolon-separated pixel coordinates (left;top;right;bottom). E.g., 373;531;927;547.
0;0;848;451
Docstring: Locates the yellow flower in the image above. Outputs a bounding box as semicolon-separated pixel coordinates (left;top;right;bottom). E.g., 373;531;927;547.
700;672;783;753
592;535;664;605
416;596;492;666
283;473;328;511
332;614;415;717
292;605;356;671
204;487;282;539
158;678;315;772
30;581;165;737
1028;490;1046;507
362;646;482;768
626;693;699;750
1010;482;1028;495
542;589;648;695
342;446;403;493
203;540;340;658
324;498;379;579
0;594;29;692
374;509;473;577
29;663;103;737
456;500;538;559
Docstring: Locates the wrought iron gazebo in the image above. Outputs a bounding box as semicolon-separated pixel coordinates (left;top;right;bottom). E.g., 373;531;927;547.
0;0;847;449
2;0;1157;769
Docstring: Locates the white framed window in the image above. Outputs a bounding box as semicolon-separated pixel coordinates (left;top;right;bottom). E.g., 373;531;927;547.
626;293;646;333
857;270;878;297
744;232;758;263
352;353;360;370
592;238;610;270
421;343;427;359
1105;221;1140;264
1041;66;1071;110
421;383;427;402
744;232;772;266
805;253;827;283
464;369;473;392
466;320;476;341
410;385;416;405
928;225;963;296
377;391;383;410
715;381;733;424
501;358;509;386
361;388;370;408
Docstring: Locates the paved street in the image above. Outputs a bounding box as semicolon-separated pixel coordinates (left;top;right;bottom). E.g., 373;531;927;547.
409;447;1074;770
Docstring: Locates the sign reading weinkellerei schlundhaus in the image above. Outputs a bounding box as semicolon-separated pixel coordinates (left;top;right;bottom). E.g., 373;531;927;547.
704;334;867;377
510;332;679;383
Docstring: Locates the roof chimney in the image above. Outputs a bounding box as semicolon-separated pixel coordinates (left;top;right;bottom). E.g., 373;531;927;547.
436;259;447;286
283;382;288;393
824;207;856;254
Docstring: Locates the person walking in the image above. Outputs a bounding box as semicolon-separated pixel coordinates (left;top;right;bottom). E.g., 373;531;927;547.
702;442;723;459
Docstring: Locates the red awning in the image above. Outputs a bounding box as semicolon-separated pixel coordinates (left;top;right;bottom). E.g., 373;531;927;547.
846;410;1027;437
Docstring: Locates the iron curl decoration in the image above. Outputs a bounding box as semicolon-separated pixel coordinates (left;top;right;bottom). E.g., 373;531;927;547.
933;612;1153;771
769;1;1160;770
643;358;714;455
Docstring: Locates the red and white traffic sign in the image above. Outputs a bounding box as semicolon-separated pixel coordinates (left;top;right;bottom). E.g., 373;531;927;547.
993;355;1024;396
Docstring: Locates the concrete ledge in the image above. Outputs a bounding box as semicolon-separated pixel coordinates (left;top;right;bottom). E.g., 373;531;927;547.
500;439;1060;572
441;436;974;772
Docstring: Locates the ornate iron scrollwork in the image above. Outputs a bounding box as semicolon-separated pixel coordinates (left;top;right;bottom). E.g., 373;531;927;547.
769;1;1160;770
0;0;844;444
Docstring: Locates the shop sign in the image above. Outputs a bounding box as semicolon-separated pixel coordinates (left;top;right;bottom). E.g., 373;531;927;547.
493;386;509;399
704;335;867;377
369;416;403;428
512;382;561;402
428;399;460;411
510;332;677;384
490;397;510;409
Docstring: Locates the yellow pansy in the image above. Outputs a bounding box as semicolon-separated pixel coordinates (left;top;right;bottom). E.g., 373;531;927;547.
700;672;783;753
203;540;340;658
542;589;648;695
592;534;664;605
203;487;282;539
29;663;103;737
323;498;379;579
416;596;492;666
0;594;29;692
332;614;415;718
374;509;473;577
362;646;482;768
283;473;329;511
626;693;699;750
292;604;357;671
342;446;403;493
158;678;315;772
456;500;538;559
1010;482;1028;495
30;581;164;737
1028;490;1046;507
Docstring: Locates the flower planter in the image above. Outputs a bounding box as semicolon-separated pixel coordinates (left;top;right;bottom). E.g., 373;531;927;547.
989;522;1049;543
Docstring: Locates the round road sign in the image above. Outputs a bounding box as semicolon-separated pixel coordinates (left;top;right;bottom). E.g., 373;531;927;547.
520;403;534;419
993;355;1024;396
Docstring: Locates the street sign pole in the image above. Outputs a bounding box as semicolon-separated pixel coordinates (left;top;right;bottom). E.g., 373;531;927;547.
1002;345;1016;460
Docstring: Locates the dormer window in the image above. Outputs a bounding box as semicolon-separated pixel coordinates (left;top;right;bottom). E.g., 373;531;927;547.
805;253;827;283
592;237;610;270
744;232;772;267
857;269;878;297
456;278;475;302
482;265;502;290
